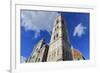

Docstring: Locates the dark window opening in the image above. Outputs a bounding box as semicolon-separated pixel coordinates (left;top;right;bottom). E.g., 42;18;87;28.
56;19;59;24
38;58;40;61
55;28;56;31
56;33;58;38
54;36;55;40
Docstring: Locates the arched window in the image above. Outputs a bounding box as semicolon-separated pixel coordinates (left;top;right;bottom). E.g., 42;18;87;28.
38;58;40;61
54;36;55;40
56;19;59;24
32;55;35;58
57;26;59;29
55;28;56;31
56;33;58;38
38;50;40;53
77;58;80;60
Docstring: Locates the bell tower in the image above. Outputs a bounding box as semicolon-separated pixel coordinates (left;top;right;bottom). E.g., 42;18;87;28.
47;13;73;61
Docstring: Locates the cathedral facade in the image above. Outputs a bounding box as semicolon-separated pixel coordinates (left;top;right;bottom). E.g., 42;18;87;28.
26;13;85;63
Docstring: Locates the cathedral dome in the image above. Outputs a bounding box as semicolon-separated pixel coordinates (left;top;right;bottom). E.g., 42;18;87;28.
71;48;85;60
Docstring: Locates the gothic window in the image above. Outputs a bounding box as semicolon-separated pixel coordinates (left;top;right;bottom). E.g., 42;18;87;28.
54;35;55;40
38;58;40;61
56;33;58;38
77;58;80;60
56;19;59;24
32;55;35;58
35;57;38;62
38;50;40;53
55;26;59;32
54;33;58;40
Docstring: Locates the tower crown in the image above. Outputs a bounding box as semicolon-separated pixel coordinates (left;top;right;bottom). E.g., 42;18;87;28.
54;13;64;25
50;13;68;44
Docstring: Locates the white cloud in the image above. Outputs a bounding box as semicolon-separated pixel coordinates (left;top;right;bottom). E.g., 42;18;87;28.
20;56;26;63
21;10;59;38
73;23;86;37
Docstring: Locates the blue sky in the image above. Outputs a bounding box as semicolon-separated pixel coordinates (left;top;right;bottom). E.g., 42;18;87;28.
20;10;89;62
